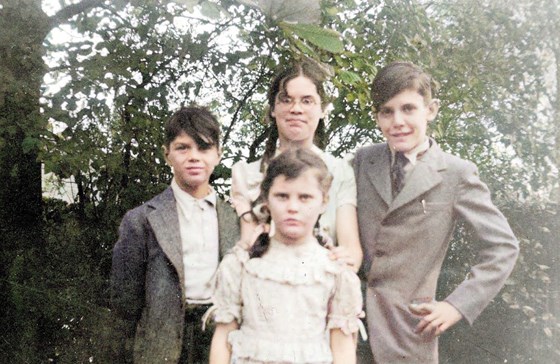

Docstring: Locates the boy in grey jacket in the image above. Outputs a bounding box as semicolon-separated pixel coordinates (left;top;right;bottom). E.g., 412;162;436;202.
354;62;519;363
111;106;239;363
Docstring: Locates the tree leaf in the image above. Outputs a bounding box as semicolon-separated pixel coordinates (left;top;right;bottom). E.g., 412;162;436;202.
339;69;361;84
173;0;199;10
291;37;315;56
200;1;224;19
22;137;40;153
280;22;344;53
238;0;320;24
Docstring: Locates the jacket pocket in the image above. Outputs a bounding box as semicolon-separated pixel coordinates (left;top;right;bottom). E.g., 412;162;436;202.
419;200;452;213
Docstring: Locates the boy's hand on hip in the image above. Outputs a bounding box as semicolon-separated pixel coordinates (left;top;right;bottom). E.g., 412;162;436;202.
412;301;462;337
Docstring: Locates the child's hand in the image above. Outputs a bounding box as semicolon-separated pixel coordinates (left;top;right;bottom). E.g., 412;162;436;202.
410;301;462;337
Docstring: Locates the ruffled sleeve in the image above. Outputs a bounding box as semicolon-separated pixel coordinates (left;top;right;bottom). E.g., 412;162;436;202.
327;268;364;336
230;160;264;216
211;246;249;324
333;153;358;208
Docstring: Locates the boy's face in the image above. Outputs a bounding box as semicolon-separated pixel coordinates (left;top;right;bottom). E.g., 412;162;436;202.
376;88;439;153
164;131;221;199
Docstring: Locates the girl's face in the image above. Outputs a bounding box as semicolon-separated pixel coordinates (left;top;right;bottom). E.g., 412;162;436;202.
265;169;327;246
271;76;325;149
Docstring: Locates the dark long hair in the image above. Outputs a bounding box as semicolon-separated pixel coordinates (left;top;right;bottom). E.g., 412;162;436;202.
260;61;330;172
249;149;332;258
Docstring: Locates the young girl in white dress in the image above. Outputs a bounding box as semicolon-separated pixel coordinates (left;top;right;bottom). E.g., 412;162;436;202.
209;149;363;364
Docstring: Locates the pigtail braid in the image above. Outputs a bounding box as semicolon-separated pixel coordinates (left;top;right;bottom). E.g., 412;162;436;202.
249;209;272;259
248;231;271;259
260;123;279;173
313;118;327;150
313;215;331;247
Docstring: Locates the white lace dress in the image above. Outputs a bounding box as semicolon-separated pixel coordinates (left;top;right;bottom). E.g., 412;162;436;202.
211;238;363;364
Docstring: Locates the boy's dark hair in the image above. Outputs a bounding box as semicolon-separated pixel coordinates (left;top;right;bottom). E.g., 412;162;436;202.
261;60;330;170
371;62;435;112
164;105;221;149
249;148;332;259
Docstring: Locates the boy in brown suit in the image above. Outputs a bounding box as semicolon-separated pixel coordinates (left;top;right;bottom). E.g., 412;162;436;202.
353;62;519;363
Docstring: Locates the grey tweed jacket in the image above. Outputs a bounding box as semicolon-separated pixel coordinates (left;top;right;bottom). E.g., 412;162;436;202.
110;187;239;363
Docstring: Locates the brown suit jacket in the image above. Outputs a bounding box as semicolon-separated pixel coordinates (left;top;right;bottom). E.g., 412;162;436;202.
353;140;518;363
110;187;240;363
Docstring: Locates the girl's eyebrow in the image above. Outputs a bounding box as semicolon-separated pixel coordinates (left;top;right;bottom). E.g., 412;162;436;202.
279;91;316;99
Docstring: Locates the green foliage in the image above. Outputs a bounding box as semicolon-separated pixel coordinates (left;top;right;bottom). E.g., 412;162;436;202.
439;203;559;362
280;22;344;54
34;199;121;363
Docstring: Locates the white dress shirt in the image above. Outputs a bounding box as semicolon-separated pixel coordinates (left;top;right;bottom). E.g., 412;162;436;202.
171;179;219;304
391;137;431;182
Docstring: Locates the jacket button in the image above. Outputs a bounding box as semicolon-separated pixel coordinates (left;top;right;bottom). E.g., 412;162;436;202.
375;250;385;257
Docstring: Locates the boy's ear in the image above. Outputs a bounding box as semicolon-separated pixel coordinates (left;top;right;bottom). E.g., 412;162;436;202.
162;145;170;164
372;107;380;123
427;99;440;122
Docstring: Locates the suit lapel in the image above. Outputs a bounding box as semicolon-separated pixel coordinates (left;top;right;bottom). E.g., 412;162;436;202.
147;188;185;290
365;146;393;207
387;142;447;214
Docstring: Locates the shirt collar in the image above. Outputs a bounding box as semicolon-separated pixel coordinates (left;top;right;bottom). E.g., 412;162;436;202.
390;137;431;166
171;179;216;218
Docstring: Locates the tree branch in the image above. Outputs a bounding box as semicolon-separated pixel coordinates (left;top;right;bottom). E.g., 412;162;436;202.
222;44;277;145
49;0;106;29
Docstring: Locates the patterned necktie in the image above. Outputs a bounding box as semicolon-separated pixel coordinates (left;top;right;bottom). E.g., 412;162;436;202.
391;152;409;196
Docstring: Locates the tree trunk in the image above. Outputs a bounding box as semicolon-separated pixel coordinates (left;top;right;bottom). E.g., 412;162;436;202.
0;0;50;360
